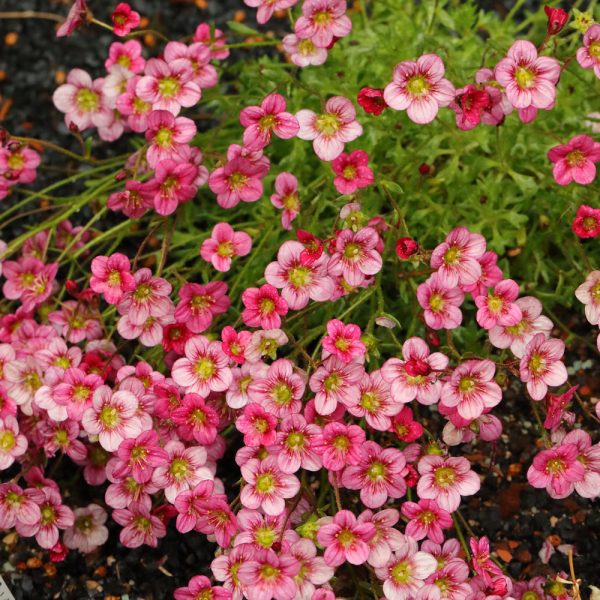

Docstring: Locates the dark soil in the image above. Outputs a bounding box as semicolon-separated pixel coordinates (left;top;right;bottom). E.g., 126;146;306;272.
1;1;599;599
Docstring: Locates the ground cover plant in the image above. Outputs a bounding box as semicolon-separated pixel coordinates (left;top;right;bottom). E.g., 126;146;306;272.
0;0;599;598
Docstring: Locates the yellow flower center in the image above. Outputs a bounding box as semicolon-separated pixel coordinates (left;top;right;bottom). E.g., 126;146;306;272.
434;466;456;487
158;77;180;98
545;458;566;475
7;153;24;171
255;473;275;493
288;266;312;287
217;241;234;257
458;376;475;393
528;353;545;374
429;293;445;312
99;406;120;428
335;528;356;547
0;431;16;452
195;358;216;379
406;75;430;96
515;66;535;89
76;88;99;111
367;462;386;481
228;171;248;191
272;382;293;405
391;561;413;584
315;112;341;136
170;458;189;479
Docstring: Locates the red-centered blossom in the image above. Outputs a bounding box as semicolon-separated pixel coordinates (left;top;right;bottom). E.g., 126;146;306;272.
544;6;568;35
575;270;600;325
396;237;418;259
381;336;448;405
240;93;299;151
357;87;388;115
416;455;481;512
417;273;465;330
519;333;568;400
547;134;600;186
389;406;424;442
236;402;278;447
111;3;141;36
572;204;600;238
175;281;230;333
317;509;376;566
271;172;301;230
200;222;252;273
282;33;328;67
264;240;334;309
331;150;374;194
474;278;522;330
296;96;363;162
342;441;406;508
384;54;455;124
294;0;352;49
242;284;288;330
449;84;491;131
172;335;232;396
527;443;586;499
494;40;561;110
577;24;600;79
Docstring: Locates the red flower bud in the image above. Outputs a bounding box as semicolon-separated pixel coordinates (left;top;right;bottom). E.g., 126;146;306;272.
357;87;388;116
49;541;68;562
544;5;568;35
395;237;418;259
418;163;431;176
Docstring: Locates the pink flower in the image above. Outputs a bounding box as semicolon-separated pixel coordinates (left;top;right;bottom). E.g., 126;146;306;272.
242;284;288;330
112;498;166;548
172;393;219;445
53;69;112;130
383;54;455;124
0;483;41;530
527;444;586;499
209;157;265;209
136;58;200;115
16;487;74;549
237;548;300;600
430;226;486;288
547;135;600;185
248;359;305;418
116;76;152;131
488;296;553;358
572;204;600;238
374;538;438;600
417;273;465;330
0;144;41;184
113;429;168;483
56;0;89;37
175;281;230;333
495;40;560;110
200;223;252;273
575;270;600;324
357;86;388;116
1;257;58;311
562;429;600;499
193;23;229;60
90;253;135;304
474;279;522;329
116;268;172;327
174;575;231;600
63;504;108;553
331;149;374;194
322;318;366;363
440;360;502;421
348;370;400;431
381;336;448;405
105;40;145;73
462;250;503;297
111;2;140;36
107;179;154;218
296;96;363;161
282;34;328;67
152;440;211;503
329;226;382;286
236;402;278;447
576;24;600;79
342;441;407;508
519;333;568;400
544;385;578;430
241;456;300;515
0;416;27;470
240;93;299;151
317;509;376;566
416;455;481;512
221;326;251;365
401;499;453;544
145;110;196;168
274;414;322;473
309;355;363;416
265;240;334;309
418;558;471;600
270;172;301;230
172;335;232;396
390;406;424;442
314;422;365;471
294;0;352;48
469;537;504;587
142;158;198;215
449;85;492;130
81;386;142;452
